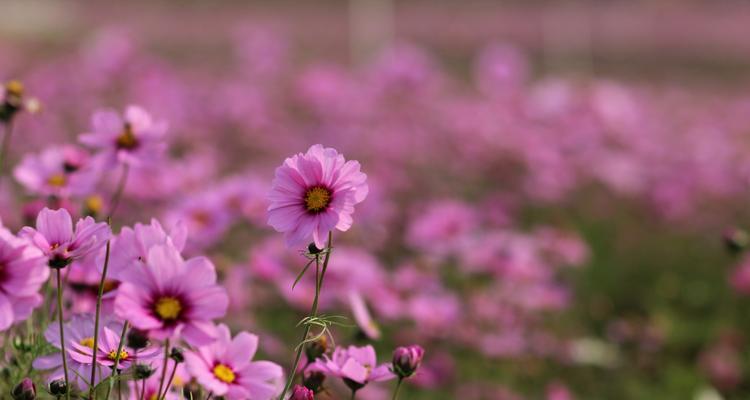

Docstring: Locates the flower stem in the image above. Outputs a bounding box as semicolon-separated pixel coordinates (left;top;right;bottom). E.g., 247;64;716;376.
278;231;334;400
108;164;129;219
391;378;404;400
56;269;71;400
350;389;357;400
89;238;112;400
156;339;171;399
0;120;15;178
105;321;130;399
160;357;179;400
139;378;146;400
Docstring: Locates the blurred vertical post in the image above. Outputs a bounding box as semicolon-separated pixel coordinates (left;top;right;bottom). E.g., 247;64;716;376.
349;0;394;65
541;3;594;78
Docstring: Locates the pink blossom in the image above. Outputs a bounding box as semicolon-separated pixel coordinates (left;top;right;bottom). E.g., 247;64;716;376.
311;345;394;392
0;223;48;330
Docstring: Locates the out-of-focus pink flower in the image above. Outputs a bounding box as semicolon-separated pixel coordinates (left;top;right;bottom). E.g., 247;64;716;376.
184;324;283;400
406;199;477;257
311;345;394;392
349;291;380;340
546;381;574;400
289;384;314;400
68;325;160;369
114;244;228;346
267;144;368;249
20;207;110;269
729;255;750;295
79;105;167;167
0;223;48;331
14;145;99;198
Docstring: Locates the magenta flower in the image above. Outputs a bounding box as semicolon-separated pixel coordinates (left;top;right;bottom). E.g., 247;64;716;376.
311;345;394;392
114;244;228;346
289;384;314;400
20;208;110;269
79;105;167;167
267;144;368;249
0;224;48;331
13;145;99;198
184;324;283;399
106;218;187;281
68;325;160;369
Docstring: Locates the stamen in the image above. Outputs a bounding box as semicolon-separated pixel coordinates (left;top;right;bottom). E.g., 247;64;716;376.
108;349;129;361
47;174;67;187
116;123;139;150
154;297;182;320
213;363;236;383
79;337;95;349
304;186;332;212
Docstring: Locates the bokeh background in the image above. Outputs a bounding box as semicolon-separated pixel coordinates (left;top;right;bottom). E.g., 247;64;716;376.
2;1;750;399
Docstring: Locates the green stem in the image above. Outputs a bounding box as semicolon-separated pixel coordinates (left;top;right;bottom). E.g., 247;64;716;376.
89;238;112;400
391;378;404;400
156;339;171;399
350;389;357;400
56;269;71;400
108;164;129;219
104;321;130;399
277;232;334;400
160;358;179;400
140;378;146;400
0;120;15;177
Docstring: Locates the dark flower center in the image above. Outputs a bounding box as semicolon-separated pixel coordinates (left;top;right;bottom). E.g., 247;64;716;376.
116;123;139;150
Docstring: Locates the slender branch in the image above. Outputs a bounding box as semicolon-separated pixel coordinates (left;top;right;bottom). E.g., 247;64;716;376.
0;120;15;178
56;269;71;400
108;164;130;219
391;378;404;400
140;378;146;400
156;339;171;399
89;237;112;399
278;232;334;400
160;360;179;400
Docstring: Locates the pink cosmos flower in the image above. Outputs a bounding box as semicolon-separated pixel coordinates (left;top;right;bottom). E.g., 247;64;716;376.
0;223;48;331
114;244;228;346
311;345;394;393
20;207;110;269
106;218;187;281
68;325;160;370
13;145;99;198
33;315;121;390
267;144;368;249
79;105;167;167
184;324;283;399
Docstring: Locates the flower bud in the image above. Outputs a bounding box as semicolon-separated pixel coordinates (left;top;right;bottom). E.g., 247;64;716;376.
126;328;150;350
290;384;314;400
303;370;326;393
133;364;155;380
11;378;36;400
392;345;424;379
170;347;185;363
49;379;67;396
305;335;328;361
307;243;323;255
724;228;750;254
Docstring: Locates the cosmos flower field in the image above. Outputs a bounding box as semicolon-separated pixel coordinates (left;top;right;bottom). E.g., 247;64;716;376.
1;1;750;399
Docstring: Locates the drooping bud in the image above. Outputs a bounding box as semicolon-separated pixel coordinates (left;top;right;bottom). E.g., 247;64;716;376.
49;379;67;397
305;335;328;361
11;378;36;400
392;345;425;379
724;228;750;254
169;347;185;363
303;370;326;393
290;384;314;400
133;364;155;380
126;328;150;350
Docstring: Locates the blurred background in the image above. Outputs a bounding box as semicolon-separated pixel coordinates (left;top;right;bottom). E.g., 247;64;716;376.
2;1;750;399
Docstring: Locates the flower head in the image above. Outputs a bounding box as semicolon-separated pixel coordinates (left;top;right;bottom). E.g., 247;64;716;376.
311;344;394;392
392;345;424;379
11;377;36;400
289;384;314;400
14;145;99;198
0;223;48;331
79;105;167;167
184;324;283;400
268;144;368;249
68;325;160;369
20;208;110;269
114;244;228;346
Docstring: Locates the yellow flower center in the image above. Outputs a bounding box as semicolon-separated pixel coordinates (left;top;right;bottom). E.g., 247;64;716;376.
47;174;67;187
116;123;138;150
304;186;332;212
107;349;129;361
79;337;95;349
213;363;236;383
5;80;24;97
85;195;103;214
154;297;182;320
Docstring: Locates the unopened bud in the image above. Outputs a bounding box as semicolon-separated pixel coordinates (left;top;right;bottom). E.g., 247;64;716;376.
126;328;149;350
290;384;314;400
392;345;424;379
49;379;67;396
303;370;326;393
307;243;323;255
169;347;185;363
133;364;155;380
724;228;750;254
11;378;36;400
